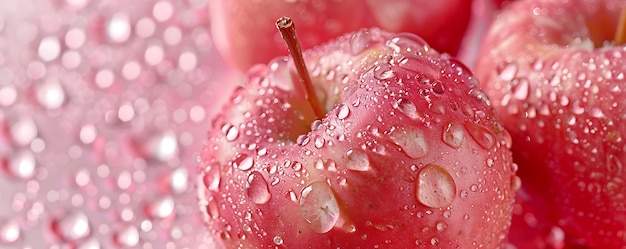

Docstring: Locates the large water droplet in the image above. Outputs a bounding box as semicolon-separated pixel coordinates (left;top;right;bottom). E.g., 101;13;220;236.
442;121;464;149
465;123;495;149
247;171;271;205
0;219;20;244
299;181;340;233
415;164;456;208
389;126;428;159
3;150;36;179
373;64;394;80
52;212;91;241
345;149;371;171
393;98;420;120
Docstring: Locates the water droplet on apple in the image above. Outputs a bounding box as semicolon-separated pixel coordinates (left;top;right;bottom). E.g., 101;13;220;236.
234;154;254;171
0;219;20;243
350;30;370;55
113;225;139;247
442;121;464;149
345;149;371;171
247;171;271;205
415;164;456;208
389;127;428;159
510;176;522;192
51;211;91;241
202;165;221;192
373;64;394;80
273;235;284;245
146;196;175;219
3;150;36;179
299;181;340;233
393;98;420;120
497;62;517;81
222;123;239;142
337;104;350;120
465;123;495;149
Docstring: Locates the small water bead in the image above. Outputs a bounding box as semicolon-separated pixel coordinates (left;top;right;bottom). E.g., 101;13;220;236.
299;181;340;233
350;30;370;55
52;211;91;241
442;121;464;149
431;80;445;94
393;98;420;120
389;126;428;159
0;219;20;243
273;236;284;245
314;136;325;149
142;130;179;162
246;171;271;205
497;62;517;81
415;164;456;208
4;150;36;179
337;104;350;120
222;123;239;142
345;149;371;171
511;78;530;100
388;34;429;54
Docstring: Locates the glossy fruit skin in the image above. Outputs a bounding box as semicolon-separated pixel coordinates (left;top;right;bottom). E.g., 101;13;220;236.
475;0;626;247
209;0;472;71
198;28;517;248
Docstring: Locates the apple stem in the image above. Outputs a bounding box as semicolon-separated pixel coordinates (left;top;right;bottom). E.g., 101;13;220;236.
276;17;325;119
615;7;626;45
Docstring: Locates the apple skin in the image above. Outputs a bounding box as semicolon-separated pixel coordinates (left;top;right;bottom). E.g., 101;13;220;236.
209;0;472;72
474;0;626;247
198;28;517;248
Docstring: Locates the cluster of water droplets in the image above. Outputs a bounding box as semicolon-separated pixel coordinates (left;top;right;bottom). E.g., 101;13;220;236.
0;0;226;248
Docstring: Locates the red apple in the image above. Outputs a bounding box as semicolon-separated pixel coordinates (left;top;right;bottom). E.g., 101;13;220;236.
475;0;626;248
209;0;473;71
198;18;517;248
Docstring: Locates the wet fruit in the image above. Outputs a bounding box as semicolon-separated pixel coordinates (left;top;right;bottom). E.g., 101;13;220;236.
475;0;626;247
209;0;472;71
198;18;517;248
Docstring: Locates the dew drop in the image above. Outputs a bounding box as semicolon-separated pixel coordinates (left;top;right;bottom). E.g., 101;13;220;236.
511;79;529;100
314;136;325;149
442;121;464;149
202;165;221;192
0;219;20;244
234;154;254;171
393;98;420;120
345;149;371;171
3;150;36;179
373;64;394;80
142;130;179;161
350;30;370;55
273;236;284;245
146;196;175;219
415;164;456;208
497;62;517;81
222;123;239;142
114;226;139;247
389;126;428;159
299;181;340;233
247;171;271;205
107;13;131;43
465;123;495;149
337;104;350;120
52;212;91;241
511;175;522;192
436;222;447;231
